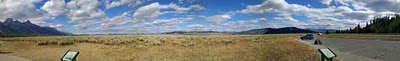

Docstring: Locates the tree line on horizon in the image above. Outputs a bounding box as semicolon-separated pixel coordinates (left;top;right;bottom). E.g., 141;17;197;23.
336;14;400;33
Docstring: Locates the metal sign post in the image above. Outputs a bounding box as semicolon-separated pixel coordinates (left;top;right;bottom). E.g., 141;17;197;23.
61;50;79;61
318;48;337;61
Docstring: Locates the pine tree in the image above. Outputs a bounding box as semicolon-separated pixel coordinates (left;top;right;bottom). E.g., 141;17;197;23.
325;30;330;34
339;14;400;33
354;24;361;33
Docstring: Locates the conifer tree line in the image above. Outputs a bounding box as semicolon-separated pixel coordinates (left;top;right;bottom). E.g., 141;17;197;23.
336;14;400;33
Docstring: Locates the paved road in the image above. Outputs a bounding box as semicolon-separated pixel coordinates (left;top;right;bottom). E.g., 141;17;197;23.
0;41;32;61
0;54;32;61
321;38;400;61
299;38;381;61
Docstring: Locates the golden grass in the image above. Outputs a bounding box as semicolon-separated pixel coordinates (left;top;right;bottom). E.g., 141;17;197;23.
0;34;318;61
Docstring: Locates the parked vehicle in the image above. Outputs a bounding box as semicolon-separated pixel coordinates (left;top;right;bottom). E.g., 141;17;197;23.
301;34;314;40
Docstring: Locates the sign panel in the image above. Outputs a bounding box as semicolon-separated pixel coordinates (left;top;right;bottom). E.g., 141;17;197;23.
319;49;336;58
62;51;79;61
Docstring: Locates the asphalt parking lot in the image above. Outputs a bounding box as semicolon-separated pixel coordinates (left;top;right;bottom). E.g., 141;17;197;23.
321;38;400;61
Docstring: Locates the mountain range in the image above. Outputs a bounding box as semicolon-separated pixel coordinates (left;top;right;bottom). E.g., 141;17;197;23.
239;27;316;34
0;18;67;35
306;28;337;32
162;31;236;34
163;27;316;34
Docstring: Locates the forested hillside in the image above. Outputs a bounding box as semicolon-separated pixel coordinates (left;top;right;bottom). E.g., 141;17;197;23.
337;14;400;33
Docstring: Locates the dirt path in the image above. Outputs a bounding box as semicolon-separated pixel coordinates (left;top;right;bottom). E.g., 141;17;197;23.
0;54;32;61
1;41;31;61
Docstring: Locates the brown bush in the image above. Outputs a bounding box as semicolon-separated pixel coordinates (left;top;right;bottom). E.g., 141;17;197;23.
37;41;73;46
48;41;58;45
57;41;74;45
181;42;194;47
37;41;48;45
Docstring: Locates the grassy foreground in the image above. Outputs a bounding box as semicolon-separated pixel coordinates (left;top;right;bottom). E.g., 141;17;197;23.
0;34;318;61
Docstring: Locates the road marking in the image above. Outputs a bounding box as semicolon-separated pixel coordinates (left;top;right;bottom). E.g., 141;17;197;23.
372;48;393;59
346;46;373;54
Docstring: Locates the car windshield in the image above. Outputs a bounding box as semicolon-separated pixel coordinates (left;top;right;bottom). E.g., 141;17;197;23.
306;34;313;36
2;0;400;61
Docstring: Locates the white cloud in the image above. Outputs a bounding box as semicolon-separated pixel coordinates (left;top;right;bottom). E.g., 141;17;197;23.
203;13;233;23
169;4;205;12
73;2;204;34
99;12;134;29
218;21;258;31
242;0;350;17
240;0;334;19
273;16;300;24
27;14;53;24
66;0;106;22
331;0;400;12
237;0;395;30
321;0;333;5
178;0;196;4
49;24;64;28
41;0;67;16
364;0;400;12
65;0;107;31
124;17;195;33
187;24;205;28
149;17;193;26
133;2;205;21
105;0;146;9
249;18;267;23
186;24;211;31
186;18;271;32
0;0;47;23
342;11;374;20
133;3;169;20
303;18;360;30
240;0;289;14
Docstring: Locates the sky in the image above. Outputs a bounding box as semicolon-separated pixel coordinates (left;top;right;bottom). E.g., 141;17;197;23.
0;0;400;34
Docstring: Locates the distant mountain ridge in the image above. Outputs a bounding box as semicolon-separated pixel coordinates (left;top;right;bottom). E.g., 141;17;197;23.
0;18;67;35
163;31;235;34
163;27;316;34
307;28;337;32
239;27;316;34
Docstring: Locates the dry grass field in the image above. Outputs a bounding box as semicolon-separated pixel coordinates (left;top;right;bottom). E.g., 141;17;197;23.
324;34;400;41
0;34;318;61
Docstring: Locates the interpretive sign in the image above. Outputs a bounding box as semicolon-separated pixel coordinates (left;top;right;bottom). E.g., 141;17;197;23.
318;48;336;61
61;50;79;61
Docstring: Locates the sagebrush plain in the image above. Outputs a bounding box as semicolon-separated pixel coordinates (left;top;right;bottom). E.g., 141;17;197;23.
0;34;318;61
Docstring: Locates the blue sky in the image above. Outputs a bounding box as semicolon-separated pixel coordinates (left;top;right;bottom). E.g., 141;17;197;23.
1;0;399;34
